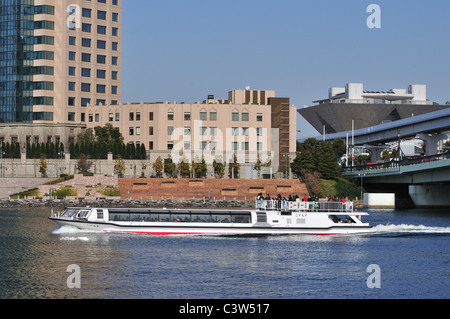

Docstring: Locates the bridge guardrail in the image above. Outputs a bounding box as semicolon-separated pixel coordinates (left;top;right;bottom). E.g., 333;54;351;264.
343;152;450;173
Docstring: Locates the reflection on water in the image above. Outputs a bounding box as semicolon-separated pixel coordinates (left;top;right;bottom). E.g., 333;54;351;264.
0;206;448;299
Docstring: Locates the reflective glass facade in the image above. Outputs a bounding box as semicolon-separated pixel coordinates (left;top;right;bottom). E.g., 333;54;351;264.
0;0;35;123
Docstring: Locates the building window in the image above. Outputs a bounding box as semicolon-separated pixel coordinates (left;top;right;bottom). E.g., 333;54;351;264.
242;113;249;121
129;112;134;121
115;113;120;121
210;142;216;151
136;127;141;136
149;127;154;135
149;112;154;121
98;10;107;20
232;112;239;121
200;127;207;135
242;142;249;151
167;142;174;150
82;53;91;62
184;142;191;150
129;127;134;136
257;127;263;136
184;127;191;136
168;126;174;136
149;141;154;150
242;127;249;136
184;112;191;121
168;112;174;121
232;127;239;136
200;112;207;121
232;142;239;151
257;142;263;151
257;113;263;122
109;113;114;122
210;127;217;136
210;112;217;121
68;112;75;122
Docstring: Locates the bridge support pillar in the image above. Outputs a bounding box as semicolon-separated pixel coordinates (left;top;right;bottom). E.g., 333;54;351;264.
416;133;449;156
409;184;450;208
364;145;387;162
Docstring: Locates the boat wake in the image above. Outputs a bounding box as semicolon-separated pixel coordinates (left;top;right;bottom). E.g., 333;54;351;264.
370;224;450;236
51;226;97;241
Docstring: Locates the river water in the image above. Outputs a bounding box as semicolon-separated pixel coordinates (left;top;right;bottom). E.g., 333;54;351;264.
0;206;448;300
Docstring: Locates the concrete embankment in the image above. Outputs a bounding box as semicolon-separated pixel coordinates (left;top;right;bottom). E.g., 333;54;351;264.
0;198;256;209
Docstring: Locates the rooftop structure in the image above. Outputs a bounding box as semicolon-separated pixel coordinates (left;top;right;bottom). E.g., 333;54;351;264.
299;83;450;134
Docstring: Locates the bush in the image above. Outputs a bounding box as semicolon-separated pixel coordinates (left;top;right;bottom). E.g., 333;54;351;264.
54;188;78;198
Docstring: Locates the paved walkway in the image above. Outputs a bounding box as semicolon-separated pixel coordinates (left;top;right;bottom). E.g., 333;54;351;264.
0;178;53;199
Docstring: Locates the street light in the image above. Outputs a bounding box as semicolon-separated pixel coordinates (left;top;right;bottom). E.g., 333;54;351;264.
352;118;366;167
358;172;366;201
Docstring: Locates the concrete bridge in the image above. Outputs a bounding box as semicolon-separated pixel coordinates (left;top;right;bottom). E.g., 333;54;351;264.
343;153;450;208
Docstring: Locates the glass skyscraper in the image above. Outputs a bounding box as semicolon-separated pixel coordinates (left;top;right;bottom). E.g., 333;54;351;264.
0;0;37;123
0;0;121;145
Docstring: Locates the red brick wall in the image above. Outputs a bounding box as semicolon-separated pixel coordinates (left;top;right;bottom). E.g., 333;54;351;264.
119;178;308;201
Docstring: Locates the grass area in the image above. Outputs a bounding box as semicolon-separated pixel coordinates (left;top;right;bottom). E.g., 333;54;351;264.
43;175;74;185
10;188;41;199
97;187;121;197
54;187;78;198
316;178;363;200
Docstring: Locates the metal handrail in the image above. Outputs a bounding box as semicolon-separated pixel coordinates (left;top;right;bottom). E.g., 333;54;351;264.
343;152;450;173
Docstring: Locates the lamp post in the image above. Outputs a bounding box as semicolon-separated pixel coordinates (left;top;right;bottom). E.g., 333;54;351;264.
358;172;366;201
352;118;366;167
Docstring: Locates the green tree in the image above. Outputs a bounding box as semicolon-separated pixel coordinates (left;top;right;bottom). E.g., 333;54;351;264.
153;156;164;177
316;141;339;179
228;153;240;178
114;155;126;178
332;138;347;160
178;158;190;178
164;155;177;178
213;157;225;178
76;153;92;174
192;156;207;178
39;154;47;177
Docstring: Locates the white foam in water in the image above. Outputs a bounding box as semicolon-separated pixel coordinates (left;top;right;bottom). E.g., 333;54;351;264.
59;236;90;242
372;224;450;234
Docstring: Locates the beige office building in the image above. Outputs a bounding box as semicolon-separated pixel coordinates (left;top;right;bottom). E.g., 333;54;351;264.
0;0;121;146
84;89;297;175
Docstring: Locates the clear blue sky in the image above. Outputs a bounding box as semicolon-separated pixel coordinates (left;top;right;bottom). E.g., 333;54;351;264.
121;0;450;139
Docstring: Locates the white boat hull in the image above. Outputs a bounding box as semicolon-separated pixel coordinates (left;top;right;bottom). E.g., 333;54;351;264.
50;218;372;236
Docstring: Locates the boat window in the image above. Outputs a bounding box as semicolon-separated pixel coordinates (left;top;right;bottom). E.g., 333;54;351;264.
77;210;90;218
110;212;130;221
257;212;267;223
97;209;104;219
171;213;191;222
211;214;231;223
62;208;79;218
231;214;251;223
191;214;212;223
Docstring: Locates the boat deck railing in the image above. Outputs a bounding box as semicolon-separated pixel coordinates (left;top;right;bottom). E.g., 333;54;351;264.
256;199;353;213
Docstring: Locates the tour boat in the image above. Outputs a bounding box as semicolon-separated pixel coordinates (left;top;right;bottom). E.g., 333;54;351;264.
49;199;372;236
